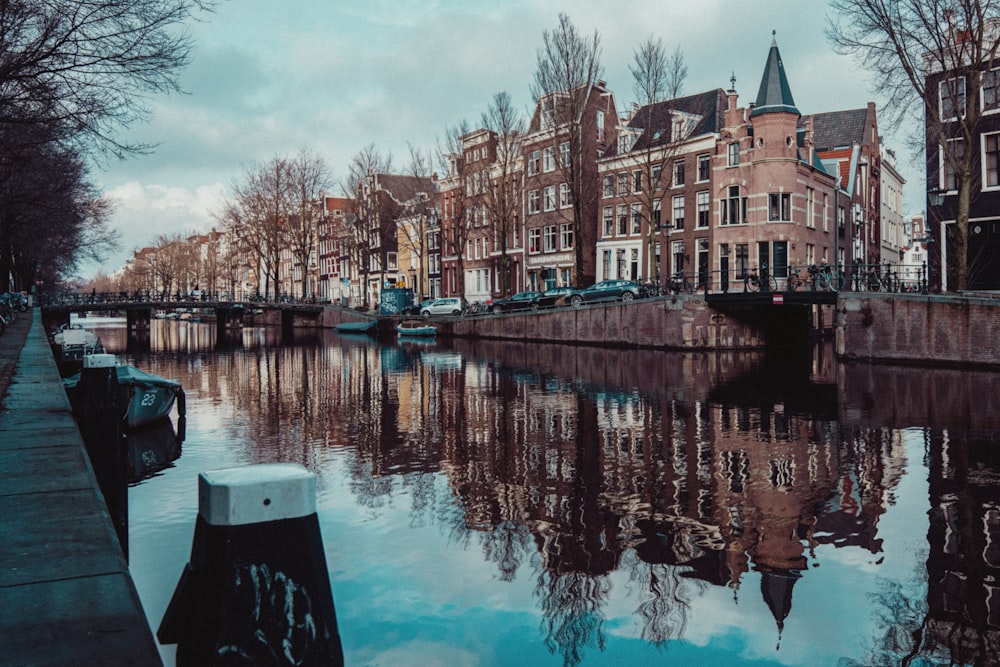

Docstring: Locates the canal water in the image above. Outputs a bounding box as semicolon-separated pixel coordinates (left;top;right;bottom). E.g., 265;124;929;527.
82;316;1000;666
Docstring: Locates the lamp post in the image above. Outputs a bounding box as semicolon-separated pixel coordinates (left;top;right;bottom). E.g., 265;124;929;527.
928;187;945;292
657;222;673;285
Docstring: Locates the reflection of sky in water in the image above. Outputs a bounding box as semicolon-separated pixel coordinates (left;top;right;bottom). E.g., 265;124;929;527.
101;320;962;666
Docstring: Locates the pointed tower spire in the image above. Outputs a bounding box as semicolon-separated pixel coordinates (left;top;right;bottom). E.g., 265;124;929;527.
750;32;799;118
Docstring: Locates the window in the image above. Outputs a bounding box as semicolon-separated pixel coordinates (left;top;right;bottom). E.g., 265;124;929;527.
543;146;555;172
768;193;791;221
528;228;541;254
603;174;615;197
543;225;557;252
528;150;539;176
617;172;628;195
560;223;574;250
543;185;556;211
722;185;747;225
985;69;1000;113
985;133;1000;188
735;243;748;279
560;183;572;208
560;141;571;168
672;241;685;272
806;187;815;228
653;198;662;228
672;195;685;230
651;163;662;187
602;250;611;279
617;204;628;235
596;110;605;141
631;203;642;234
474;238;481;260
632;170;642;193
696;191;710;228
672;159;685;187
727;142;740;166
603;206;614;237
528;189;540;214
942;137;965;191
940;76;966;120
697;154;711;182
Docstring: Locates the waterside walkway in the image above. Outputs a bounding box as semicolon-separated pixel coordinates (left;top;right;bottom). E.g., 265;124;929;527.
0;311;161;665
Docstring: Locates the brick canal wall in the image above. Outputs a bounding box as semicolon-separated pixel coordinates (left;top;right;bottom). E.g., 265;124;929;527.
836;293;1000;368
451;295;770;350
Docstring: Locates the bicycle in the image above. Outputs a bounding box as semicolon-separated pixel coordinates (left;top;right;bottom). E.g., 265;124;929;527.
786;265;808;291
744;264;776;293
809;263;845;292
667;271;695;294
863;263;898;292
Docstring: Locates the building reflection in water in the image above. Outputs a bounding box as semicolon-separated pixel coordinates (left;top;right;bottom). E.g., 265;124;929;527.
94;319;1000;665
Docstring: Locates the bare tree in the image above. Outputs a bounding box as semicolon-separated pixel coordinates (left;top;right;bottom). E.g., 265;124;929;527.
221;156;295;299
0;0;215;161
286;149;332;299
666;45;688;99
531;13;604;286
828;0;1000;290
630;37;670;282
345;144;393;308
438;120;471;297
481;93;525;296
397;144;436;298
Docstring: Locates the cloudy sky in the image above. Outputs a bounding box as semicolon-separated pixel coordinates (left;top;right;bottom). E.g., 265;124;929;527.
83;0;924;279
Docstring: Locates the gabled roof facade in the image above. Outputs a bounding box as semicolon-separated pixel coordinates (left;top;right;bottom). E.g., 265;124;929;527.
606;89;728;157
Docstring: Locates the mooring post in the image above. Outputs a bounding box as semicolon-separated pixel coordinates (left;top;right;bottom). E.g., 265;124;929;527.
158;463;344;666
76;353;129;559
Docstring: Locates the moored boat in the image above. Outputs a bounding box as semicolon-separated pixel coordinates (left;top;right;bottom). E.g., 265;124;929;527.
64;355;185;429
397;320;436;337
335;320;377;334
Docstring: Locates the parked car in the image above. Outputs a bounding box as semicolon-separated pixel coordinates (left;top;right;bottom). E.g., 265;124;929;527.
402;299;437;316
421;297;465;317
490;291;542;313
533;286;576;309
568;280;648;306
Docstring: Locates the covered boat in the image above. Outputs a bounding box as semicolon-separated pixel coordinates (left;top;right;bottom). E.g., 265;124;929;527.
64;355;185;429
335;320;377;334
397;320;436;337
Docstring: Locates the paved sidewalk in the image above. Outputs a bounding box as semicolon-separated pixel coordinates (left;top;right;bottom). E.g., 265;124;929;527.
0;310;161;665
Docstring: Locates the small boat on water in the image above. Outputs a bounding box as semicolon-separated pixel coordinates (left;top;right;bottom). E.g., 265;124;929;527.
50;324;105;375
63;354;185;429
397;320;436;337
335;320;377;334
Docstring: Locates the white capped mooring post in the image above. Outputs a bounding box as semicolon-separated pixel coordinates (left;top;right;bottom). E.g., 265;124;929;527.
158;463;344;666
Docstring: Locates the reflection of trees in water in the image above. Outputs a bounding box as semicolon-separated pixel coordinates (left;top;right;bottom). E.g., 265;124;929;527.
535;568;610;667
619;549;703;646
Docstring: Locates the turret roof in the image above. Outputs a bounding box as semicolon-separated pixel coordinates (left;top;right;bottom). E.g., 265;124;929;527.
750;34;799;118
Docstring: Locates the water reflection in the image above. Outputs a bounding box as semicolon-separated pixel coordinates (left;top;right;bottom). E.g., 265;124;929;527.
86;317;1000;666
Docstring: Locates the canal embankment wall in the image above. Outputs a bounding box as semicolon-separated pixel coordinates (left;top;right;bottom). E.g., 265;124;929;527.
321;292;1000;368
836;292;1000;368
0;311;161;665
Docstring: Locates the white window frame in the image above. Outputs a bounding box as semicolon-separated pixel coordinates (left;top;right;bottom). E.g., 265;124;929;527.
984;68;1000;114
543;225;557;253
603;174;614;198
727;142;740;166
559;183;572;208
696;191;710;228
528;150;539;176
672;159;685;188
543;146;555;172
983;131;1000;191
528;189;540;214
560;223;574;250
940;76;967;121
697;154;711;182
528;228;541;254
941;137;964;193
602;206;614;237
672;195;685;230
559;141;571;168
543;185;556;212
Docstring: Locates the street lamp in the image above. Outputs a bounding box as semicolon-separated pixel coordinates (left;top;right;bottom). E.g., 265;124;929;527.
927;187;946;292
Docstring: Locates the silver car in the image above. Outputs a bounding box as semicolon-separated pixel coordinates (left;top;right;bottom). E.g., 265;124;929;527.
421;297;465;317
